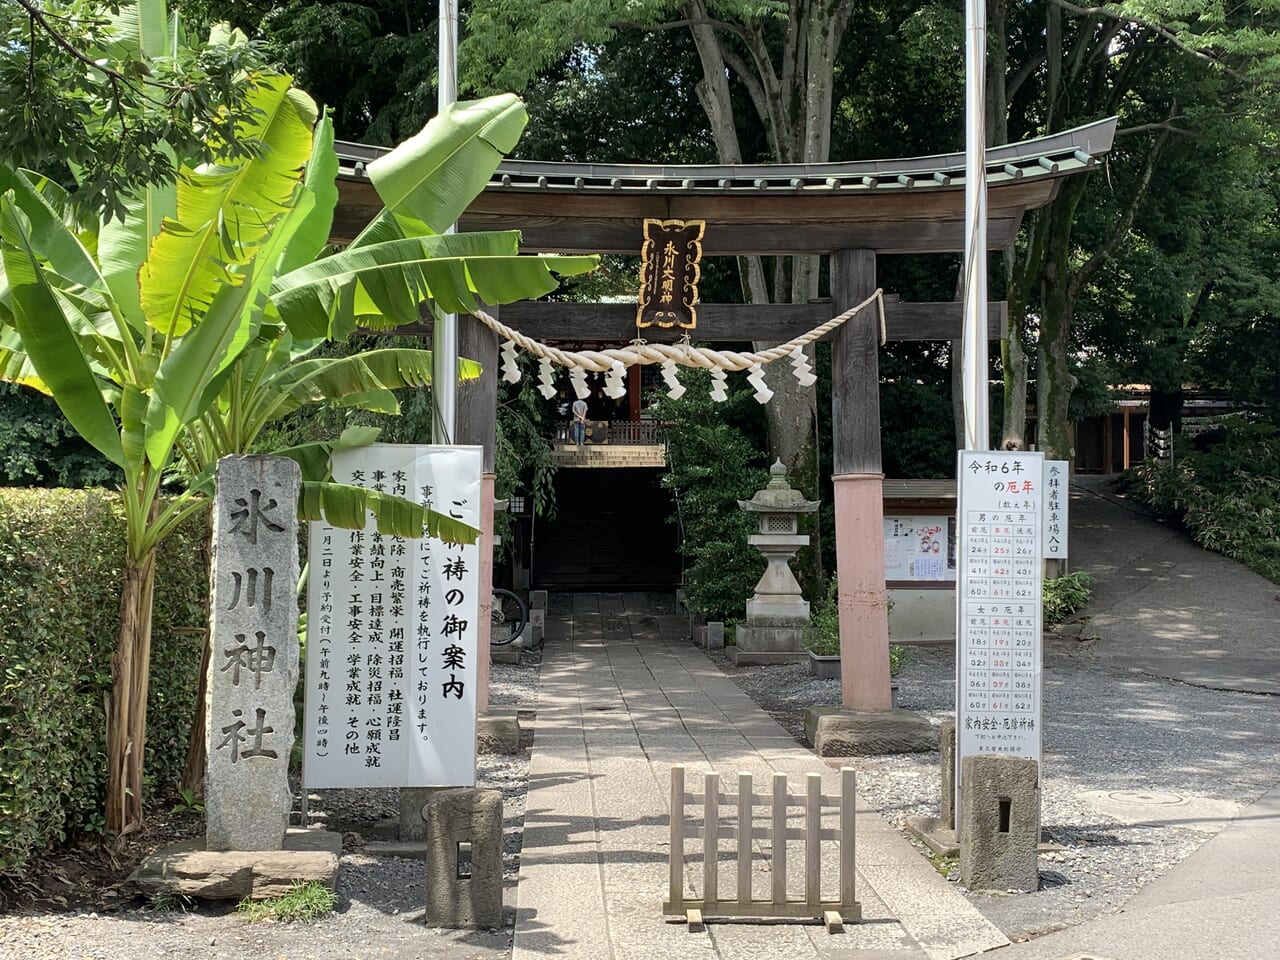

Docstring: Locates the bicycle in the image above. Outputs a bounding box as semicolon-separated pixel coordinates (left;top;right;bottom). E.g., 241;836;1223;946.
490;588;528;646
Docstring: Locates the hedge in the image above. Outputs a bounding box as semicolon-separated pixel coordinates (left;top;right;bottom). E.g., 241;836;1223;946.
0;489;209;874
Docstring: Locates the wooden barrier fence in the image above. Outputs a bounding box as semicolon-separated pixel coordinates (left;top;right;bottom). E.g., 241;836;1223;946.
663;765;861;933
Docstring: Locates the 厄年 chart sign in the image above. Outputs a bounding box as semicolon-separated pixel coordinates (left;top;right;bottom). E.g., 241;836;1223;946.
955;450;1044;772
303;444;482;789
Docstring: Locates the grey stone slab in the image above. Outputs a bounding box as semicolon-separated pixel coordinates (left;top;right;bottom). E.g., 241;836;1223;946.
206;455;300;852
805;708;937;756
129;835;339;901
424;788;504;928
958;755;1040;893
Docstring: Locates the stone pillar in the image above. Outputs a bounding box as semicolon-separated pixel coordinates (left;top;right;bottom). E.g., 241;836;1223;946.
940;720;957;830
959;755;1041;892
833;474;892;711
206;456;301;852
424;788;504;928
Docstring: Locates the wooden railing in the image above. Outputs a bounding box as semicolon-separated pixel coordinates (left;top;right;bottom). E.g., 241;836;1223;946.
663;765;860;933
555;420;664;445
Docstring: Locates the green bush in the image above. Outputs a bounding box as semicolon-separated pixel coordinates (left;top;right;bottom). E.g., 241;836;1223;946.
1043;571;1094;625
0;489;208;874
650;369;769;621
1120;420;1280;583
804;576;905;676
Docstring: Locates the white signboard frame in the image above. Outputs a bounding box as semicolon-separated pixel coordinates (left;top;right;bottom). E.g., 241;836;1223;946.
303;444;482;789
1042;460;1069;559
955;450;1045;809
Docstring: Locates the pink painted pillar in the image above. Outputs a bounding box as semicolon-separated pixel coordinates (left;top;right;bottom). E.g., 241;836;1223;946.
476;472;495;714
830;248;892;712
833;473;892;711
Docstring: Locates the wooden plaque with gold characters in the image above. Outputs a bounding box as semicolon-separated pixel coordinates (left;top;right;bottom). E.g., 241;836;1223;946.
636;219;704;330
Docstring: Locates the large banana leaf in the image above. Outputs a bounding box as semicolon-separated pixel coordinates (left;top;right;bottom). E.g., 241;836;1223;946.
368;94;526;235
278;113;339;276
264;348;480;420
145;264;261;467
0;166;107;295
270;229;597;339
0;197;124;467
186;430;480;543
139;75;317;339
103;0;170;60
98;178;176;329
0;326;46;393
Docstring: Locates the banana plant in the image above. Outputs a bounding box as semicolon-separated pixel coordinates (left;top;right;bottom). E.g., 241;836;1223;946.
0;2;595;835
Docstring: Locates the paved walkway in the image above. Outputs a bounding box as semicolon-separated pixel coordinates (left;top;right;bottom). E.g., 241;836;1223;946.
511;479;1280;960
989;480;1280;960
512;594;1006;960
1060;478;1280;694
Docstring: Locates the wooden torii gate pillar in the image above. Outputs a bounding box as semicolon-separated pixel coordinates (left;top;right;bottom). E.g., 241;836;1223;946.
831;249;892;712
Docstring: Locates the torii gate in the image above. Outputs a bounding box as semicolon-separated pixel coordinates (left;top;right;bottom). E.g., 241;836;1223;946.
332;117;1116;717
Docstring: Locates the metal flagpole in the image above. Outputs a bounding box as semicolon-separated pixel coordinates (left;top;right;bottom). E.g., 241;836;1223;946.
956;0;990;847
432;0;459;444
961;0;989;452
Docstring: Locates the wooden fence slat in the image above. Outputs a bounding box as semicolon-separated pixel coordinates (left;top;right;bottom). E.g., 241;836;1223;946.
670;765;685;907
840;767;856;908
772;772;788;905
704;772;719;904
665;764;859;928
737;772;752;905
805;773;821;908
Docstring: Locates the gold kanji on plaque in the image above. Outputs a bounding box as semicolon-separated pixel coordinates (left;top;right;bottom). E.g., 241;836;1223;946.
636;219;704;330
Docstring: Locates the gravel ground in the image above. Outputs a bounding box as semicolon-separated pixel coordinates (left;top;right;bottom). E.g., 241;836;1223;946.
0;656;542;960
716;638;1280;940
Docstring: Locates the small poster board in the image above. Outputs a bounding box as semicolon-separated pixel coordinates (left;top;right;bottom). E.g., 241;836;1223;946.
303;444;482;789
1042;460;1069;559
883;516;957;581
955;450;1045;791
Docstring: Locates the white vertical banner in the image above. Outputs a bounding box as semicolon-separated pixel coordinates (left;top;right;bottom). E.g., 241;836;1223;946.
1042;460;1069;560
304;444;482;789
955;450;1045;782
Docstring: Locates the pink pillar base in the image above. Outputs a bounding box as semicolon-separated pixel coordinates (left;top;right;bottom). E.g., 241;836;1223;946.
476;473;495;715
833;473;892;711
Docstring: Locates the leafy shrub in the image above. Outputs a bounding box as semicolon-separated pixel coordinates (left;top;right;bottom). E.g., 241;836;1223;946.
0;489;208;874
1120;420;1280;583
804;576;905;676
650;369;769;621
1043;571;1094;625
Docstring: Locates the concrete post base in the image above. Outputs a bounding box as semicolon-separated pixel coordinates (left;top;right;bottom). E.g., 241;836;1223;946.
803;706;937;756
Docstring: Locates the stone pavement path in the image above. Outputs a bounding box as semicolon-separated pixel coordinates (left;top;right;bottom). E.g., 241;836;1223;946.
512;594;1008;960
1060;479;1280;695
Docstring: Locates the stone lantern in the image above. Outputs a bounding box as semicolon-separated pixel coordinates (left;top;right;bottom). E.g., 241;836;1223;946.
733;460;819;665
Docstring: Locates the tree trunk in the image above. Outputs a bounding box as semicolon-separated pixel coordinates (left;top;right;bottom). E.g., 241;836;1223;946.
1037;230;1078;462
105;548;157;835
179;522;216;795
1000;284;1029;449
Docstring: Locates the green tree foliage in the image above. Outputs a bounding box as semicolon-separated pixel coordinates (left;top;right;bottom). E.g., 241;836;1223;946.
0;0;273;221
0;0;594;830
994;0;1280;457
649;368;769;621
1122;420;1280;582
0;383;118;486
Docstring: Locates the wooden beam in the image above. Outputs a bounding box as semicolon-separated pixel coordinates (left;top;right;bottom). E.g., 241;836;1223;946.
830;250;880;475
374;300;1006;343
